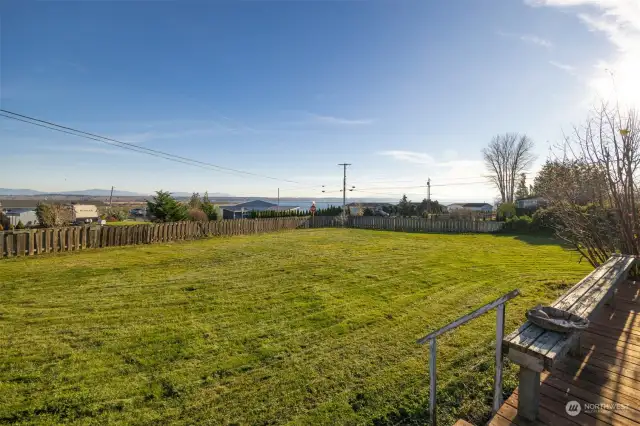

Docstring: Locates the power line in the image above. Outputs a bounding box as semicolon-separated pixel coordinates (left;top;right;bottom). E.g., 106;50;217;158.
0;113;224;171
351;175;489;185
0;109;306;185
352;181;489;192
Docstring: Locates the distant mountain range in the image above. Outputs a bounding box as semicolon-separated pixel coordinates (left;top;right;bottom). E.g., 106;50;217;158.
0;188;232;197
0;188;145;196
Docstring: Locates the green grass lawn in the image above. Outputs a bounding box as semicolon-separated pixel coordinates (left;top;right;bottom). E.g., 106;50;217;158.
0;229;591;425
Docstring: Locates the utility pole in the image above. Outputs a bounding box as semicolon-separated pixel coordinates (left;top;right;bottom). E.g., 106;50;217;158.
277;188;280;208
426;178;431;214
338;163;351;210
109;186;114;207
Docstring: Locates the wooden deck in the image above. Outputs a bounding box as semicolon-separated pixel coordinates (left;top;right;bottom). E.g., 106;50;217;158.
489;280;640;426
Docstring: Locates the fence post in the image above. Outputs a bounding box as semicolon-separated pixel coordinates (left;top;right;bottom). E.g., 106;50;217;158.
28;230;35;256
16;232;24;257
67;227;73;251
6;233;13;257
75;227;80;250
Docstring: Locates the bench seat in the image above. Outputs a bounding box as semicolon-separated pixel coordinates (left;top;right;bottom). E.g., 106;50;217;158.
503;254;637;420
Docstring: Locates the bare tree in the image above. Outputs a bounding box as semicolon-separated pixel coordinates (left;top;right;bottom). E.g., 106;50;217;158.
483;133;536;203
536;103;640;266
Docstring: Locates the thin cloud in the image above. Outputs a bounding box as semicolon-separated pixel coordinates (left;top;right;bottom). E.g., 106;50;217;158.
520;34;554;48
497;30;553;48
309;113;373;126
378;150;436;165
549;60;577;75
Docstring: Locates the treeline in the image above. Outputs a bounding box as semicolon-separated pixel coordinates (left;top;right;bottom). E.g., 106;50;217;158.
381;195;446;217
147;191;219;222
251;206;343;218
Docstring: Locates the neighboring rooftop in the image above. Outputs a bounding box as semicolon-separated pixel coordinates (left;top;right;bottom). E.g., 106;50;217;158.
462;203;492;208
232;200;277;209
447;202;492;207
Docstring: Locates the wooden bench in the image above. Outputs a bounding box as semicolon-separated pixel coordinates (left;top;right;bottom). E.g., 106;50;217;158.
503;254;637;421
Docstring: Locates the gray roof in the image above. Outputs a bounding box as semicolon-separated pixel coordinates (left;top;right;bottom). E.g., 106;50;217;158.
4;208;36;215
223;200;278;211
462;203;492;208
234;200;277;209
0;199;41;209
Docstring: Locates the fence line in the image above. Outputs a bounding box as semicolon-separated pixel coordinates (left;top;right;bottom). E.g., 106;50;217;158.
0;218;309;258
309;215;504;233
0;217;504;258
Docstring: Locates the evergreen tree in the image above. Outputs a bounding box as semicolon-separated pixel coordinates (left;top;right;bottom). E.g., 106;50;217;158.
515;173;529;199
201;191;218;221
398;194;412;217
189;192;202;209
147;190;188;222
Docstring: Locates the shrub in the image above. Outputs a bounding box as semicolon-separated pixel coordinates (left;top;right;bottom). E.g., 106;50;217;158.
531;208;555;230
36;203;72;227
188;208;208;221
201;201;219;221
511;215;532;232
497;203;516;221
104;207;129;221
15;220;25;230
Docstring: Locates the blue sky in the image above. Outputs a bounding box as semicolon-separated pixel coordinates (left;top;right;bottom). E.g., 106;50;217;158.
1;0;636;202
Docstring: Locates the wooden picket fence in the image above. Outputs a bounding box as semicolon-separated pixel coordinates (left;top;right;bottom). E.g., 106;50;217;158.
309;215;504;233
0;216;504;259
0;218;309;258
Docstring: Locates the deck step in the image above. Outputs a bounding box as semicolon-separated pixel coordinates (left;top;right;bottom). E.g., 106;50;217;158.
453;420;474;426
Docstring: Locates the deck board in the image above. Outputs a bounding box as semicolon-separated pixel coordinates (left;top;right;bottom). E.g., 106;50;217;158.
488;280;640;426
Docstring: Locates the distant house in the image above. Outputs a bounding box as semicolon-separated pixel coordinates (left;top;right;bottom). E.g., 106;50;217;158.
71;204;99;224
3;208;39;227
515;196;546;210
447;203;465;211
447;203;493;212
346;202;392;216
221;200;300;219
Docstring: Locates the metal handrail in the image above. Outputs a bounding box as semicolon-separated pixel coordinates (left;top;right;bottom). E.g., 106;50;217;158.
416;289;520;425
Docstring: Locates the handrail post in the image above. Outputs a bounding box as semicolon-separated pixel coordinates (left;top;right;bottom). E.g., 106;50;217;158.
429;338;437;426
493;303;505;413
417;290;519;425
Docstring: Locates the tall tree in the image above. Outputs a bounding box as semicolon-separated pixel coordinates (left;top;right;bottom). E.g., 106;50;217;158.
483;133;536;203
515;173;529;199
189;192;201;209
201;191;218;221
398;194;412;217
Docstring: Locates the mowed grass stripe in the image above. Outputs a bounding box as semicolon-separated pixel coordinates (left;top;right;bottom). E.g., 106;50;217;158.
0;229;590;425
